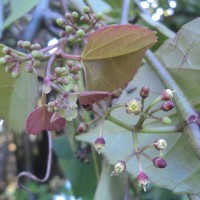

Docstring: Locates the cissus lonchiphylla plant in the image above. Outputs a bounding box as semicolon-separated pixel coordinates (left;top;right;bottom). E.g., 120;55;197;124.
1;2;200;199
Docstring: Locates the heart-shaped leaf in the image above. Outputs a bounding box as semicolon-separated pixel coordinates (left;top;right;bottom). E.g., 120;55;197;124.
78;91;112;105
26;105;65;135
0;44;38;132
82;25;157;91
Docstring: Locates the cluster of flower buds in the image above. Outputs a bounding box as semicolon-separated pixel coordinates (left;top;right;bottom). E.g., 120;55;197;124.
56;6;103;44
109;138;168;192
47;92;78;122
17;40;41;51
0;47;21;78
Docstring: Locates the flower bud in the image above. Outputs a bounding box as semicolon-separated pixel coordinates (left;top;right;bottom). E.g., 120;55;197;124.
80;16;90;23
110;160;126;176
0;57;6;66
94;137;105;154
33;60;40;68
112;88;122;98
140;86;150;98
31;50;43;60
76;29;85;38
65;26;73;34
56;18;65;26
77;122;89;133
22;41;31;49
25;61;33;73
161;101;174;111
83;6;91;14
152;157;167;168
137;171;149;192
17;40;24;48
161;117;171;125
72;11;79;19
154;139;167;150
161;89;174;100
3;47;12;55
95;12;103;20
11;68;20;78
65;12;72;20
126;99;140;114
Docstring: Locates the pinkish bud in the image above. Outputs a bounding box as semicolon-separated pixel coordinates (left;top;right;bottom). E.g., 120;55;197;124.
94;137;105;154
161;101;174;111
161;89;174;101
112;88;122;98
137;171;149;192
140;87;150;98
152;157;167;168
77;122;89;133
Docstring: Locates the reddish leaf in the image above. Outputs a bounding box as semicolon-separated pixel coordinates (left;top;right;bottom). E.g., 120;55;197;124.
26;105;65;135
81;25;157;91
78;91;112;105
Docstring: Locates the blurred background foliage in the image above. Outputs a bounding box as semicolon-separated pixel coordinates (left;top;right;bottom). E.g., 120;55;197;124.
0;0;199;199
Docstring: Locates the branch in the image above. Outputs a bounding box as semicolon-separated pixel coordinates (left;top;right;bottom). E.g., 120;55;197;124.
145;50;200;159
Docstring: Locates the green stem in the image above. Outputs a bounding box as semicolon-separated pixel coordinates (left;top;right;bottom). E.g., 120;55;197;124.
140;125;182;133
91;148;100;182
106;115;132;131
145;50;200;159
135;96;161;129
106;104;126;113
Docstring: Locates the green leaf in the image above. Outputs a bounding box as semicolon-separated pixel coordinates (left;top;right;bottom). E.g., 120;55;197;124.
53;128;97;199
94;163;129;200
0;44;38;132
156;17;200;103
82;25;157;91
2;0;39;30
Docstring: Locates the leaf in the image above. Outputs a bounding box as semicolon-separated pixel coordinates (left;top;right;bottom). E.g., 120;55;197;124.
77;63;200;195
94;162;129;200
156;17;200;103
78;91;112;105
1;0;39;30
0;44;38;132
26;105;65;135
53;131;97;199
82;25;157;91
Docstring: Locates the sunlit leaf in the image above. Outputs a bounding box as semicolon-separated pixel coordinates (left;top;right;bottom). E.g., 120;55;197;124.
82;25;157;91
78;91;112;105
0;44;38;132
26;105;65;135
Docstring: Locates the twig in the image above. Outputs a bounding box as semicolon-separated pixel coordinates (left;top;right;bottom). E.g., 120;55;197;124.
17;131;52;196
